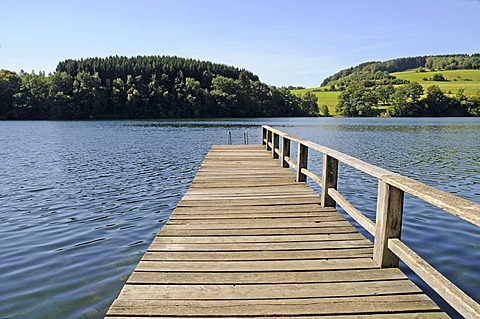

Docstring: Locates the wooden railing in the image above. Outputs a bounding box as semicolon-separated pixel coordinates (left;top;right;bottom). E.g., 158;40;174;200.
262;125;480;319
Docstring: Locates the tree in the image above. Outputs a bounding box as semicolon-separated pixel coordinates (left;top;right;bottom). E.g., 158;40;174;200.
423;85;449;116
320;105;331;117
209;75;240;117
49;71;74;119
389;82;424;116
299;92;319;116
0;70;21;118
466;92;480;116
336;82;377;116
14;71;50;119
72;71;104;119
374;84;395;105
432;73;446;81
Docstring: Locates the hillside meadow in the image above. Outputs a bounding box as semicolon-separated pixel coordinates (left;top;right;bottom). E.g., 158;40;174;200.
291;89;340;116
392;69;480;95
293;69;480;115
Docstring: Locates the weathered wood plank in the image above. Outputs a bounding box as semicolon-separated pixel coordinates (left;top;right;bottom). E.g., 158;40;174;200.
178;198;323;206
161;220;352;229
171;203;336;213
147;240;372;252
153;233;364;243
107;314;449;319
167;217;347;225
118;280;421;300
107;295;441;317
169;212;343;220
127;268;408;284
135;258;378;272
141;248;374;261
157;226;361;236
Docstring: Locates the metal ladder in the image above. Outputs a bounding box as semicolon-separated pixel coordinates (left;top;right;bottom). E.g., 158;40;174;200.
227;131;248;145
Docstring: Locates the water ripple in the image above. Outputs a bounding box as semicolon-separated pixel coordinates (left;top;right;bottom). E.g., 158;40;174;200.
0;118;478;319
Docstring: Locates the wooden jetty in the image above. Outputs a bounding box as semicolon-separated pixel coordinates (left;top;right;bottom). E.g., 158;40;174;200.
105;126;480;319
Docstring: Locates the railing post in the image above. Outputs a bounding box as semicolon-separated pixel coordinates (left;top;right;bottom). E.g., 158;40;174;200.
321;154;338;207
262;127;267;146
373;180;404;268
281;137;290;168
266;130;272;151
272;133;279;159
296;143;308;182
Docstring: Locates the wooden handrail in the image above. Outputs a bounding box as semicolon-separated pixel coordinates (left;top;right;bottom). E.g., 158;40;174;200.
389;239;480;319
383;174;480;227
262;125;480;227
262;125;480;319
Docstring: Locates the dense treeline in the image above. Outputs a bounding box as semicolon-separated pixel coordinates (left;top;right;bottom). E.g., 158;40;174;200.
323;70;408;92
322;53;480;87
336;82;480;117
0;56;319;120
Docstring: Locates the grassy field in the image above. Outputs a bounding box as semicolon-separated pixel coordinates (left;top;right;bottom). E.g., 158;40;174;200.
292;69;480;116
291;89;340;116
392;69;480;95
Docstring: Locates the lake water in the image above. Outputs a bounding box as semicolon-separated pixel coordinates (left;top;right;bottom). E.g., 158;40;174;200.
0;118;478;318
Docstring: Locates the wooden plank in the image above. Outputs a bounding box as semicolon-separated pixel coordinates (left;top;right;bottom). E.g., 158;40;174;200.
127;268;408;284
141;248;374;261
169;212;343;219
166;217;348;225
153;233;365;243
107;295;441;317
171;204;336;213
161;220;352;229
135;258;378;272
108;312;450;319
157;226;361;236
185;185;317;195
177;198;322;206
181;194;320;201
147;240;372;252
118;280;421;300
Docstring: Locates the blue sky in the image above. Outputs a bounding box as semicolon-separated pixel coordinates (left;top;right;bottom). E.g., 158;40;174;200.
1;0;479;87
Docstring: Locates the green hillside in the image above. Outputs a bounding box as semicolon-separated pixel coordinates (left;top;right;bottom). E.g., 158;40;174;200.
292;69;480;116
291;89;340;116
392;69;480;95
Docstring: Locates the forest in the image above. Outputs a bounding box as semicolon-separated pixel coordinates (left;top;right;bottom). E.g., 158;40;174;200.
0;56;319;120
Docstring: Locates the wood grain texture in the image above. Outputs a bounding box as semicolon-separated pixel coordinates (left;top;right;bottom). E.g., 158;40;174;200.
104;145;447;319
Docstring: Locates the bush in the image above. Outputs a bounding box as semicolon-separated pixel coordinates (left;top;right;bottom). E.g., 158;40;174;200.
432;73;446;81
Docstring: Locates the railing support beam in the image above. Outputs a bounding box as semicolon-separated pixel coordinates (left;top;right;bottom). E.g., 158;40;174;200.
321;154;338;207
296;143;308;182
281;137;290;168
272;133;279;159
266;130;272;151
374;180;404;268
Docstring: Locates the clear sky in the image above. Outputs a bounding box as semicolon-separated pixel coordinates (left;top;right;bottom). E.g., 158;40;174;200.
1;0;479;87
